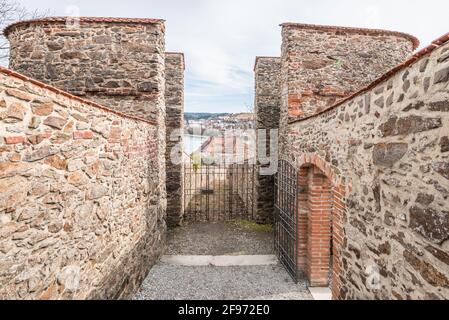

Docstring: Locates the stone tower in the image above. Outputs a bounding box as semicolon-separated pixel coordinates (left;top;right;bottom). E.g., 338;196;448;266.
280;23;419;122
5;17;166;123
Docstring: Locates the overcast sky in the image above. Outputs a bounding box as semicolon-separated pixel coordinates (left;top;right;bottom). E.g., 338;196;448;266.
16;0;449;113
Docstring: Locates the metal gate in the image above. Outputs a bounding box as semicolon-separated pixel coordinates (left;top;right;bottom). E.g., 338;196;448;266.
184;160;256;221
274;160;299;282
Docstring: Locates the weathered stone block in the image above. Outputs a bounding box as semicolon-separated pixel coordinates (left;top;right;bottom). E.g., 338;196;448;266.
434;66;449;84
23;146;58;162
409;206;449;245
429;100;449;112
379;116;442;137
373;143;408;167
6;89;33;101
44;116;67;130
404;250;449;288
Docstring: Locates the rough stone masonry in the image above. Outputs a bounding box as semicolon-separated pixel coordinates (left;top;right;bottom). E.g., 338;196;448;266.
165;53;185;227
0;17;185;299
254;57;281;223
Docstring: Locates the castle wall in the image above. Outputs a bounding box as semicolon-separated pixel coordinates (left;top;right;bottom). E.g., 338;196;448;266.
0;67;166;299
254;57;281;223
165;53;184;227
283;36;449;299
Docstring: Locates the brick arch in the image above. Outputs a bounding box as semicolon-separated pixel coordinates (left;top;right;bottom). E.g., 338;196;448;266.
295;154;346;300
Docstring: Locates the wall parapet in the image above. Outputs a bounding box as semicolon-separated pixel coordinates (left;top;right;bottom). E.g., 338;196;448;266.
283;33;449;299
288;32;449;125
280;22;417;125
5;16;166;123
280;22;420;49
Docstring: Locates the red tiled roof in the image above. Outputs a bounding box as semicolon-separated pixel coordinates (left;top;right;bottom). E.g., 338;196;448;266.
288;32;449;125
166;52;186;70
281;22;420;50
254;56;280;72
0;66;158;126
4;16;165;36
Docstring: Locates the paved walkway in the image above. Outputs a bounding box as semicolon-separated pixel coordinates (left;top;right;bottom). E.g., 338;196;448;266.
134;221;313;300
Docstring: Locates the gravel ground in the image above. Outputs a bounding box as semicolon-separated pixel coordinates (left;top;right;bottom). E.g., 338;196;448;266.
134;222;312;300
166;221;274;256
134;264;312;300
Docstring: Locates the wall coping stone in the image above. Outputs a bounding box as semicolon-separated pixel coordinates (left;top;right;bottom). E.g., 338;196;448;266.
280;22;420;50
0;66;158;126
4;16;165;36
288;32;449;125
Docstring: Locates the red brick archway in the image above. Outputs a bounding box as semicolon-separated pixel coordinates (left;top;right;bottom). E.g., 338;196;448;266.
296;154;346;299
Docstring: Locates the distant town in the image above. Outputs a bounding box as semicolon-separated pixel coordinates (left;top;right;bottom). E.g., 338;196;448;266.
184;112;254;136
183;113;256;159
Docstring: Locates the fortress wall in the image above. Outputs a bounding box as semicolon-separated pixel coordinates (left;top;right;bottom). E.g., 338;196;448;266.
0;67;166;299
279;23;418;156
283;35;449;299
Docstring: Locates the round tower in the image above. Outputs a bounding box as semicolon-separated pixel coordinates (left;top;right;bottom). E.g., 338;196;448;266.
4;17;166;122
280;23;420;122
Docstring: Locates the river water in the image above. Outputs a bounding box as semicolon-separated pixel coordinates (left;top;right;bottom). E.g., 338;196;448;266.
184;135;208;155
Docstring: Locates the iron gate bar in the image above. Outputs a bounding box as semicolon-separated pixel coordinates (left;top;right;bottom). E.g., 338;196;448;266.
274;159;299;283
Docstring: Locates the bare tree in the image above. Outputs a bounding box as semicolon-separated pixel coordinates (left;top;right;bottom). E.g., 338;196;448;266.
0;0;50;65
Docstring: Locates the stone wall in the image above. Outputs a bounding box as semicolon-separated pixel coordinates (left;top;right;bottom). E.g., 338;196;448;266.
283;34;449;299
254;57;281;223
165;53;184;227
5;18;168;233
279;23;418;154
0;67;166;299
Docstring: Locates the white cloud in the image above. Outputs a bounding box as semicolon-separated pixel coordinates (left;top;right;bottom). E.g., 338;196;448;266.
15;0;449;112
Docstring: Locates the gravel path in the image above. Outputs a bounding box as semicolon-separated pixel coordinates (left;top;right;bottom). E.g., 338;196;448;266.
134;264;312;300
134;221;312;300
166;221;274;256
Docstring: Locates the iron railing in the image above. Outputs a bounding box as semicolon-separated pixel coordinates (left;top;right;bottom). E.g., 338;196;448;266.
183;160;256;222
